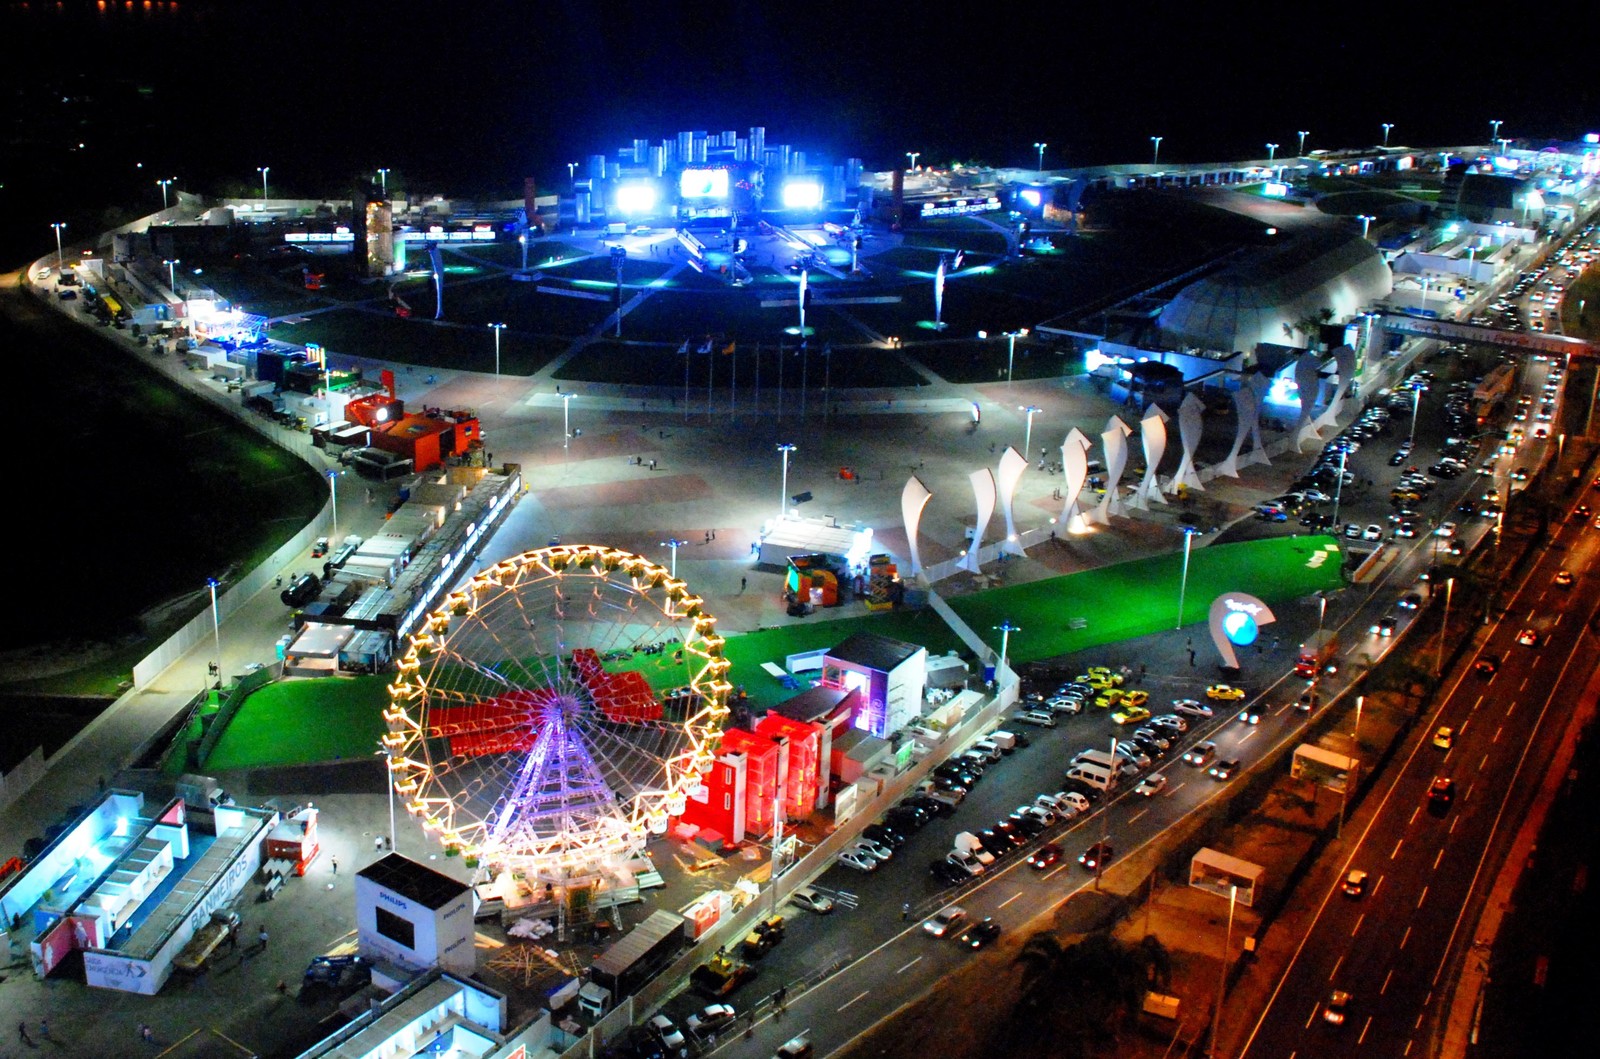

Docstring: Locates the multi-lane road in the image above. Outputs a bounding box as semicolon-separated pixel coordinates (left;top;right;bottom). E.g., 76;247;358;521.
1238;457;1598;1058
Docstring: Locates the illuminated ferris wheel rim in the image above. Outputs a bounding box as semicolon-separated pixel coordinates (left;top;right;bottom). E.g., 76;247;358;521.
382;544;732;876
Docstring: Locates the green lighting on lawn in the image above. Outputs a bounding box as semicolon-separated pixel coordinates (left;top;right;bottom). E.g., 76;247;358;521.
573;279;616;289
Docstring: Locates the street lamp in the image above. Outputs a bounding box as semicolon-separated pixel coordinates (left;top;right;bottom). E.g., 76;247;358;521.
206;576;223;688
164;258;180;293
377;167;389;195
1353;694;1364;741
1034;141;1047;172
1381;123;1394;148
1409;381;1422;443
1297;130;1310;156
1176;524;1201;629
157;177;174;209
257;166;270;203
906;151;920;171
1211;884;1239;1059
1358;214;1375;239
1490;119;1502;143
488;322;506;375
1497;138;1511;158
1435;576;1455;676
777;443;796;521
660;538;687;578
567;161;578;188
1150;136;1163;166
1331;447;1350;526
1019;405;1042;459
1266;142;1278;164
993;620;1020;680
560;392;576;449
327;468;341;540
50;221;66;267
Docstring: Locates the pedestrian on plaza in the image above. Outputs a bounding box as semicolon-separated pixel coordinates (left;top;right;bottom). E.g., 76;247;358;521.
275;575;283;589
277;980;289;995
258;928;269;950
649;459;657;470
740;577;747;592
901;902;909;920
1189;649;1197;667
19;1021;33;1046
331;855;338;875
140;1024;154;1044
39;1017;48;1040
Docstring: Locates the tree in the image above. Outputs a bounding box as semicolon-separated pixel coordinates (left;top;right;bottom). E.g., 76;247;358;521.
1283;307;1336;348
1009;931;1172;1056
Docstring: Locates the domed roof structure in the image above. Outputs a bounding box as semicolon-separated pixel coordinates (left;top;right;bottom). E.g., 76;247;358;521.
1158;228;1392;354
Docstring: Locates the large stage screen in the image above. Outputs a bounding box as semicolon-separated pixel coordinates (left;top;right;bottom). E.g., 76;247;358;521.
679;168;729;200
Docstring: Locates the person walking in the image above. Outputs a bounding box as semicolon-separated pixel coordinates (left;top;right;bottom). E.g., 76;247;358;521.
258;928;269;950
331;855;338;875
39;1018;49;1041
19;1022;33;1046
901;902;910;920
740;576;747;592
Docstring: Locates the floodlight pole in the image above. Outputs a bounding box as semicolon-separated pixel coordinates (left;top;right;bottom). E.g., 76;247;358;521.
51;222;66;267
327;469;340;540
157;178;173;209
993;620;1020;679
1151;136;1163;166
1034;141;1047;172
1489;119;1502;143
1358;214;1375;239
1211;884;1238;1059
1353;694;1364;741
1177;525;1200;629
1381;123;1394;148
1266;142;1278;164
1019;405;1042;459
1436;577;1454;676
206;577;223;687
257;166;270;203
660;538;687;578
567;161;578;190
906;151;920;171
488;322;506;375
1297;130;1309;156
777;443;796;521
377;168;389;195
561;392;576;449
1410;383;1421;443
1332;448;1349;525
164;258;180;294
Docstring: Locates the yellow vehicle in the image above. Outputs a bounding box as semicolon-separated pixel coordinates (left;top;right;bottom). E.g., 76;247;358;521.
1112;705;1152;726
1120;689;1150;708
1076;668;1125;689
1094;689;1126;709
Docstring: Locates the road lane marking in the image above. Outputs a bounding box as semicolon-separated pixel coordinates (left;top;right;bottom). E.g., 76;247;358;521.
895;956;922;975
1240;728;1259;744
1329;954;1344;981
1400;926;1413;949
1351;913;1364;937
1493;726;1504;743
1045;865;1068;880
1304;1004;1319;1029
1417;885;1429;909
1392;839;1406;860
838;990;869;1012
1553;613;1563;626
1480;753;1490;771
1359;1016;1373;1044
1472;694;1484;711
1408;806;1421;826
998;891;1023;909
1506;699;1517;717
1382;968;1395;995
1433;849;1445;871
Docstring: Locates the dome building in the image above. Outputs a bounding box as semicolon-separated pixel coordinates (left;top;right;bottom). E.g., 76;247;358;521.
1158;228;1392;355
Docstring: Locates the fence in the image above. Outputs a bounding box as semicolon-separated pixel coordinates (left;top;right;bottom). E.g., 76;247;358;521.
0;749;45;812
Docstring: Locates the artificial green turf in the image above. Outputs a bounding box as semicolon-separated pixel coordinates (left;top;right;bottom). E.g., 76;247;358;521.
198;536;1344;767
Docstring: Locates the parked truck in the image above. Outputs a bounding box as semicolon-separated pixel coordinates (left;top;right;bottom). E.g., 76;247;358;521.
1295;630;1341;679
172;909;241;973
586;910;687;1011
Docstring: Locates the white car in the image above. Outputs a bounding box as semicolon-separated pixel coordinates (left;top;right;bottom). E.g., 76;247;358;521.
923;905;967;937
1133;775;1168;798
852;838;893;862
1435;521;1457;538
649;1015;686;1050
686;1004;737;1035
1362;524;1383;541
790;886;834;914
837;849;878;872
1172;699;1214;719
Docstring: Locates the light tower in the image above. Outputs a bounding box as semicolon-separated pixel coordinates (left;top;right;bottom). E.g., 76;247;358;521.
906;151;920;171
1489;119;1502;143
1019;405;1042;458
1297;130;1309;156
488;322;506;375
660;538;688;578
377;168;390;195
257;166;270;202
1381;123;1394;147
777;443;797;521
157;177;174;209
164;258;180;293
1034;141;1047;172
1150;136;1163;166
50;222;66;267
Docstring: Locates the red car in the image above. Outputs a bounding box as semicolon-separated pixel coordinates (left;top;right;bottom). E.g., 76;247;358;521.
1027;843;1063;870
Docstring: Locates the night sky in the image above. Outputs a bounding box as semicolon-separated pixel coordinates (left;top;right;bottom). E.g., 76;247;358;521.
3;1;1597;262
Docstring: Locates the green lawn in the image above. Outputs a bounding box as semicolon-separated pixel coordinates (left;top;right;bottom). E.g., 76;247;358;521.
195;536;1344;767
278;308;570;375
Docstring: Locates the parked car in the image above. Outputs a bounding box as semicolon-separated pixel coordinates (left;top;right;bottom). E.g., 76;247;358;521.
789;887;834;914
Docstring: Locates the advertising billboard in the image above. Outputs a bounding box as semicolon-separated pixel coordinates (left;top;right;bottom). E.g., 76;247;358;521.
680;168;730;200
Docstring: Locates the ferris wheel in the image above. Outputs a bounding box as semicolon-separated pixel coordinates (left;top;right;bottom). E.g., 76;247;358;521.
383;545;731;881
